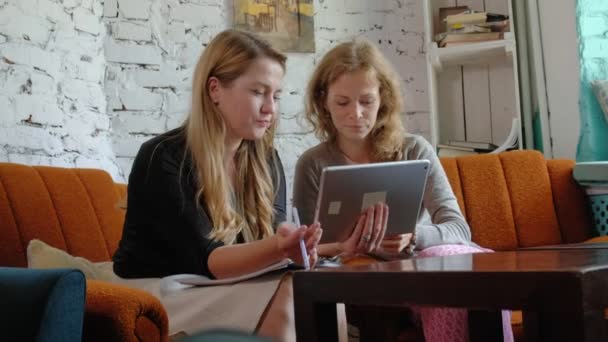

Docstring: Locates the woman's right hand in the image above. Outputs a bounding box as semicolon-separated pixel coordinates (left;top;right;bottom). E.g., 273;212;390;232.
276;222;323;266
339;202;389;255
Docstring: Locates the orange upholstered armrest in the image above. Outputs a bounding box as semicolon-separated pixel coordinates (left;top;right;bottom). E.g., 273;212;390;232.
83;280;169;342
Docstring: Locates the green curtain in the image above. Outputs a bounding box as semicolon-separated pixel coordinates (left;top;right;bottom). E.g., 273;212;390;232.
575;0;608;161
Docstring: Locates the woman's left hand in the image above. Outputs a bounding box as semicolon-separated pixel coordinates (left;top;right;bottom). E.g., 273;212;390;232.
379;233;414;254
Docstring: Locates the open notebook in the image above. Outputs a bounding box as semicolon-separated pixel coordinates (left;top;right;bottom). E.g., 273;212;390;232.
159;257;345;293
161;259;292;288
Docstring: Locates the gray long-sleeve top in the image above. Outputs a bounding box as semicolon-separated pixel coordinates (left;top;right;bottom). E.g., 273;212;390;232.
292;134;473;250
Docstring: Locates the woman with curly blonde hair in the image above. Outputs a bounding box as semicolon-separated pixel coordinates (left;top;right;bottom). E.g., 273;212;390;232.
113;29;323;341
293;38;513;342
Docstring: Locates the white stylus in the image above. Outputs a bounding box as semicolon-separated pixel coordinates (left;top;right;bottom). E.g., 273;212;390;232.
292;207;310;270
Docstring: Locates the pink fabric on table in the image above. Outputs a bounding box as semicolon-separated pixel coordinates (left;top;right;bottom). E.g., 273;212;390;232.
411;244;514;342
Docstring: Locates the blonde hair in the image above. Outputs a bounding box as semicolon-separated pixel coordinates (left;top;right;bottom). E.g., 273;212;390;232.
305;38;406;161
185;29;286;244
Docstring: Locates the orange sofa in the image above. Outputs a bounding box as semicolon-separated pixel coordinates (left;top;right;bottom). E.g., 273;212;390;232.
0;150;601;341
350;150;604;341
440;149;597;250
440;149;606;339
0;163;168;342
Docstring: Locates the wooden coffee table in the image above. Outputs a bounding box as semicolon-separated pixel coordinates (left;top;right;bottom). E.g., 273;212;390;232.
293;249;608;342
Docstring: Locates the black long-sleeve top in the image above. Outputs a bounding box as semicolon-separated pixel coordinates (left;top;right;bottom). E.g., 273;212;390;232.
113;128;286;279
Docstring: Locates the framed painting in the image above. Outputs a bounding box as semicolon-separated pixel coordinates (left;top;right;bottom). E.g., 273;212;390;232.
233;0;315;52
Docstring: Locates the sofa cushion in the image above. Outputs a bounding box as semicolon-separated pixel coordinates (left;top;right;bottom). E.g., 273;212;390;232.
440;151;577;250
546;159;594;243
499;151;562;247
0;163;126;266
451;154;519;249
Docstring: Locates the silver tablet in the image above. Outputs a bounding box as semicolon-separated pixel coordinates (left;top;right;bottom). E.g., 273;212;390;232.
313;160;430;243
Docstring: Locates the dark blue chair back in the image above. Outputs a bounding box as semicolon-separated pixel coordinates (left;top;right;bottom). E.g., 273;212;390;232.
0;267;86;342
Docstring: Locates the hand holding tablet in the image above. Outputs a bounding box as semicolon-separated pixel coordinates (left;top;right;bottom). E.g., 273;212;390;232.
313;160;430;245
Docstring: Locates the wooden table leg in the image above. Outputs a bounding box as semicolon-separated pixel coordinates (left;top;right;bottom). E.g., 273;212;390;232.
522;310;539;342
468;309;504;342
294;295;338;342
531;309;607;342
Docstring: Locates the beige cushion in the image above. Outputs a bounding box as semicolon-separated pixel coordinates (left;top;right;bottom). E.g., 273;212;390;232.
116;194;128;209
27;239;118;282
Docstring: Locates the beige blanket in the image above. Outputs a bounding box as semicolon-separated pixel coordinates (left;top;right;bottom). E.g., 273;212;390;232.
115;272;284;335
25;238;284;336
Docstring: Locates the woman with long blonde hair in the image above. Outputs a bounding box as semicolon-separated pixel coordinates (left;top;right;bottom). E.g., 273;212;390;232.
293;38;513;342
113;29;322;341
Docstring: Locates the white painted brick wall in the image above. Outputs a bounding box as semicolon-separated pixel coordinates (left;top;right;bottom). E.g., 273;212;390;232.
13;95;64;126
103;0;118;18
0;96;15;126
104;39;162;65
0;11;53;45
39;0;73;24
112;112;168;135
171;3;226;28
74;7;103;35
30;72;56;95
0;0;122;181
63;0;83;9
1;0;429;195
119;89;164;111
164;92;190;118
117;0;150;20
51;27;101;54
63;54;105;83
0;125;64;155
113;21;152;41
127;64;188;89
62;79;106;110
2;43;62;78
168;22;188;43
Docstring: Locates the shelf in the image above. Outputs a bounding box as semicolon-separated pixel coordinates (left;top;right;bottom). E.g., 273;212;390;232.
423;0;523;151
428;33;516;71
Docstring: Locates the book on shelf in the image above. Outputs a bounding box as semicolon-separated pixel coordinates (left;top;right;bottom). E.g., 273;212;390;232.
439;32;504;47
448;23;492;34
439;6;470;21
448;140;498;150
437;145;479;157
445;11;488;26
438;6;470;33
483;19;510;33
444;11;508;26
438;118;519;157
448;20;510;34
486;13;509;22
437;140;496;157
436;6;509;48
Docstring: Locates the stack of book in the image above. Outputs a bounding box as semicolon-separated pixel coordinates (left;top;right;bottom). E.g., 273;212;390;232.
437;140;498;157
437;118;520;157
434;6;509;48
